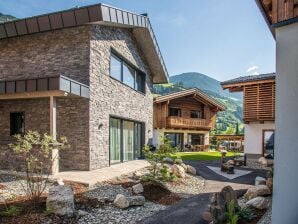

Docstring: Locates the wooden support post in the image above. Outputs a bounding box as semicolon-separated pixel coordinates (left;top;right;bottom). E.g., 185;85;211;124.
50;96;59;175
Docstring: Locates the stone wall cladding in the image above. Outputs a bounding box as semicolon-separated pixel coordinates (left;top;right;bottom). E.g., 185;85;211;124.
89;25;154;170
0;26;90;85
0;99;50;170
57;98;90;171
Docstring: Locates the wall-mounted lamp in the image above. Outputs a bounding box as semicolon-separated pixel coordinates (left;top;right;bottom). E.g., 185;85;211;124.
98;123;103;130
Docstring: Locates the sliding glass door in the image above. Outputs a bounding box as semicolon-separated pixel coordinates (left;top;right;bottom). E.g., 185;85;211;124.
110;117;144;165
110;118;121;164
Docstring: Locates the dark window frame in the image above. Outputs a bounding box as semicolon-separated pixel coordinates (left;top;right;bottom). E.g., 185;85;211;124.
109;116;145;165
169;107;181;117
10;112;25;136
190;110;202;119
109;49;146;94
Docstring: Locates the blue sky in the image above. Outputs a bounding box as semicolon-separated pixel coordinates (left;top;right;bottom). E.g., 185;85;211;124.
0;0;275;81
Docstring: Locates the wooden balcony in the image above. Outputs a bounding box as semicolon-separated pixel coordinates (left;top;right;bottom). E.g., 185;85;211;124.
166;116;212;130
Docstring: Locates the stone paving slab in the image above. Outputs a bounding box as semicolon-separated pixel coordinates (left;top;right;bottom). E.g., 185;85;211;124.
53;160;150;186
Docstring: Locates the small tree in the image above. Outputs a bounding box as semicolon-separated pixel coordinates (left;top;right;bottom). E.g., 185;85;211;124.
9;130;68;206
142;135;177;182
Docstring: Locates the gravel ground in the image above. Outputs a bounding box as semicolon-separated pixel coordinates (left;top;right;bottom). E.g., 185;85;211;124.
78;202;166;224
164;174;205;198
257;207;272;224
243;160;272;171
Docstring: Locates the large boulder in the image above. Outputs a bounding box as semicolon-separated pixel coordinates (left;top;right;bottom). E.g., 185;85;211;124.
181;163;188;171
255;176;266;186
172;164;186;178
186;165;197;175
244;185;271;200
46;185;75;217
163;157;174;164
221;185;238;207
246;197;270;210
132;183;144;194
128;196;145;206
258;157;268;166
113;194;129;209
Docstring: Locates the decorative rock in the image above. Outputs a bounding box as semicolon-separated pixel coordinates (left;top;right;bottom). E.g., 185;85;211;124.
227;160;235;165
46;185;75;217
244;185;271;200
221;185;238;207
113;194;129;209
128;196;145;206
77;210;89;217
258;157;268;166
255;176;267;186
174;158;183;165
246;197;270;210
163;157;174;164
132;183;144;194
186;165;197;175
172;164;186;178
181;163;188;171
266;178;273;190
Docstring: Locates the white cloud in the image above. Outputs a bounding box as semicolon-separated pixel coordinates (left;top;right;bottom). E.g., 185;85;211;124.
252;71;259;76
246;66;259;73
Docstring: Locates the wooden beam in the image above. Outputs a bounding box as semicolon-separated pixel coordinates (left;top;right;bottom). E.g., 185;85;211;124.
50;96;59;175
0;90;66;100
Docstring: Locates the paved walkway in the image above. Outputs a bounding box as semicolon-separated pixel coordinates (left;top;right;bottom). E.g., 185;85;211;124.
53;160;149;186
142;159;267;224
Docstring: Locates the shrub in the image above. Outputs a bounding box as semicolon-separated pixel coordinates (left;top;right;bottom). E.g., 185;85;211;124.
226;201;239;224
9;130;68;206
0;205;22;217
237;207;256;221
142;136;177;182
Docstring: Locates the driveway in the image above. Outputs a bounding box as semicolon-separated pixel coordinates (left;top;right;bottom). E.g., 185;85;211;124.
142;159;267;224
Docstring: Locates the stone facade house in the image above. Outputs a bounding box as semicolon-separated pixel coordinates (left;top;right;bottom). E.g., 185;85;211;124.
0;4;168;173
153;88;225;150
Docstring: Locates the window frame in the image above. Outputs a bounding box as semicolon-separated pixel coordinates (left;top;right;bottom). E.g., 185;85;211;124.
169;107;181;117
10;112;25;136
109;49;146;95
109;115;145;165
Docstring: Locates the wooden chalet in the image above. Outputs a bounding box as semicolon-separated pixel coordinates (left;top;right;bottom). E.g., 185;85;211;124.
153;88;225;149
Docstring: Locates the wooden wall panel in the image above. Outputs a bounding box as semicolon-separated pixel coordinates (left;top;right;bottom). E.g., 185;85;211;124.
243;82;275;122
264;0;298;24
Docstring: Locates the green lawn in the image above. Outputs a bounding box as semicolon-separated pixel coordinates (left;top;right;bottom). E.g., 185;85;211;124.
171;151;237;161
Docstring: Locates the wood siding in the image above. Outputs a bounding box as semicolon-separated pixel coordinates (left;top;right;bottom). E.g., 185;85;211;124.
243;82;275;122
261;0;298;24
153;96;217;130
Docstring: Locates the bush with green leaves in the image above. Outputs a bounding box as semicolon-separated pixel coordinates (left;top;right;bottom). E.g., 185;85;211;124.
142;136;177;182
9;130;68;206
236;207;256;221
226;200;239;224
0;205;22;217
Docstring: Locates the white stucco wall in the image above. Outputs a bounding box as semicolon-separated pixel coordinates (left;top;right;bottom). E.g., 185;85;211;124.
244;122;275;156
272;22;298;224
153;129;209;148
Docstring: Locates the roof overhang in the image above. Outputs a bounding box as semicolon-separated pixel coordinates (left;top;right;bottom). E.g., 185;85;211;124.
154;88;226;111
0;3;169;84
0;75;89;100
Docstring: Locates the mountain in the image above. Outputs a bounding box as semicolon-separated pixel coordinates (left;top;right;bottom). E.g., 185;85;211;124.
0;12;17;23
170;72;242;101
153;72;244;134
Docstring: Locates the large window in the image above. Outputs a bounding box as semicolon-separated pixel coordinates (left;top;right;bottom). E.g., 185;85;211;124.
188;133;204;145
165;133;183;149
110;117;145;164
110;52;146;93
190;110;202;119
10;112;25;136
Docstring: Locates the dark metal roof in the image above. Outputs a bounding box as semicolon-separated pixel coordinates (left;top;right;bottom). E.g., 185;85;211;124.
154;88;226;111
0;75;89;98
0;3;169;83
220;73;276;86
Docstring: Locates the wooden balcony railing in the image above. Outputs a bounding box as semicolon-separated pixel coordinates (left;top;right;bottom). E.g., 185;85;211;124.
166;116;212;129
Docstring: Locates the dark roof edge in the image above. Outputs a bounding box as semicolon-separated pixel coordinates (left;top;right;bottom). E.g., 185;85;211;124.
271;16;298;29
154;88;226;111
220;73;276;86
